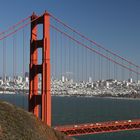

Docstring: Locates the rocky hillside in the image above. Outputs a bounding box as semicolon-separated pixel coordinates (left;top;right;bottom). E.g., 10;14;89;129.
0;101;74;140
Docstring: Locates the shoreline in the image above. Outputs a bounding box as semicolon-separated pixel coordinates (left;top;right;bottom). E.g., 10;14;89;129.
0;92;139;101
52;95;140;101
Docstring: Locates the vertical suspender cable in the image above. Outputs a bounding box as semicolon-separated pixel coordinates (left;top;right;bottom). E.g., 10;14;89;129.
52;29;55;79
90;43;92;82
129;62;132;80
14;32;17;104
82;38;84;82
94;48;96;81
55;30;57;79
64;33;66;81
22;28;25;108
114;56;116;80
61;32;63;83
60;32;62;93
108;53;111;80
73;33;75;82
136;66;139;83
66;34;68;80
86;41;87;82
115;60;117;80
13;32;15;92
12;31;16;104
3;38;6;94
69;34;71;81
98;48;101;80
15;34;16;87
106;51;109;80
114;56;115;80
121;59;124;81
67;32;69;81
101;51;103;80
58;32;60;80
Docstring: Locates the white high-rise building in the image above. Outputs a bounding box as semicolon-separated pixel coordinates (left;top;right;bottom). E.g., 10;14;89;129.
105;81;110;88
138;80;140;84
25;77;29;83
62;76;65;83
0;80;3;85
89;77;92;83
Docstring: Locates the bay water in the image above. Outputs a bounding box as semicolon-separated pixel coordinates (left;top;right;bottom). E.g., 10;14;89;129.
0;94;140;140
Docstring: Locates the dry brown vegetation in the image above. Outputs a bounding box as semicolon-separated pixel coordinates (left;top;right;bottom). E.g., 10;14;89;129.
0;101;74;140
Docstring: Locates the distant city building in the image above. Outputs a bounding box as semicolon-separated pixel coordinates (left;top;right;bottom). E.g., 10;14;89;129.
105;81;110;88
91;83;94;88
0;80;3;85
89;77;92;83
3;74;6;82
0;74;140;98
65;77;68;82
6;76;11;82
125;81;129;87
25;77;29;83
128;78;133;83
25;72;29;78
70;79;73;83
62;76;65;83
15;76;23;84
38;76;41;82
138;80;140;84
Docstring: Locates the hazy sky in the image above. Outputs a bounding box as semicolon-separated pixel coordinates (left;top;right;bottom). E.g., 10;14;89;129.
0;0;140;78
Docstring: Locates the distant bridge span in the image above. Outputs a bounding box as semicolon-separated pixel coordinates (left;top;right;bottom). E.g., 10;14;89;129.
54;119;140;136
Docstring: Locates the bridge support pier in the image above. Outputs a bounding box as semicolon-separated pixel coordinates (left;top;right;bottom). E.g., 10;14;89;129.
29;12;51;126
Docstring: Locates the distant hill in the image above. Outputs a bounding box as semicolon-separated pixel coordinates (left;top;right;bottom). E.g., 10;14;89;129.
0;101;74;140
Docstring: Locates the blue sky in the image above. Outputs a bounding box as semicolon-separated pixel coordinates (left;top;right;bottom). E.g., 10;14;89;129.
0;0;140;78
0;0;140;63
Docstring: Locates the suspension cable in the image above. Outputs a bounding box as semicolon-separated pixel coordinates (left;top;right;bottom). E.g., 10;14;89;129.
0;14;43;41
0;16;30;36
50;14;140;69
50;24;140;75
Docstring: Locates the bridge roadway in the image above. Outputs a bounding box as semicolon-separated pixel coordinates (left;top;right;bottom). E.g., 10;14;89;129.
54;119;140;136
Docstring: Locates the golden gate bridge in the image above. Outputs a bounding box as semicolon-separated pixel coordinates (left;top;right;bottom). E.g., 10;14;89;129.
0;11;140;137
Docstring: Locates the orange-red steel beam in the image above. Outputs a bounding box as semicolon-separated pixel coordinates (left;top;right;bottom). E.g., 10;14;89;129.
29;12;51;126
42;12;51;126
29;13;39;118
54;119;140;136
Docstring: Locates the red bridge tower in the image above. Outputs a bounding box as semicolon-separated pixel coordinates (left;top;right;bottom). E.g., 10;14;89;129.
29;12;51;126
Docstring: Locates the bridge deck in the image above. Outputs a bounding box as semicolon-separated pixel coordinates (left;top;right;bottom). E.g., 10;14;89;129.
54;119;140;136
